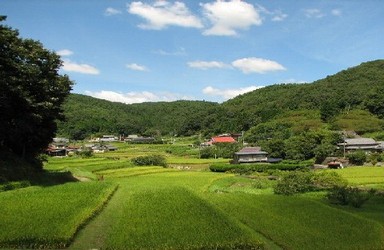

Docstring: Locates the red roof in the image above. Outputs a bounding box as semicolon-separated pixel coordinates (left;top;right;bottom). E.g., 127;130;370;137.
211;136;236;143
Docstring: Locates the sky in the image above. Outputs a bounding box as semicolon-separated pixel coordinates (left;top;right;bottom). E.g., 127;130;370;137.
1;0;383;104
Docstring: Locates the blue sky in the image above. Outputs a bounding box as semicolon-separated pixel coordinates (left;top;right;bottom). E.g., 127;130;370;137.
1;0;383;103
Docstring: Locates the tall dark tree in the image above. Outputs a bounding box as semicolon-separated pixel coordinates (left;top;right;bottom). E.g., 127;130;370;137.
0;16;73;163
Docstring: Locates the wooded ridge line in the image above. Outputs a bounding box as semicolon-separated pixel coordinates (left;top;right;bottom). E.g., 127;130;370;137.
57;59;384;141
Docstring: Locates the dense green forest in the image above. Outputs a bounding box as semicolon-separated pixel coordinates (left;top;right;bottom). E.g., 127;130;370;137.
58;60;384;143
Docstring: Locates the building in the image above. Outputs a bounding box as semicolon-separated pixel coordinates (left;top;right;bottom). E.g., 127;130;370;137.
202;135;236;146
338;138;383;153
125;136;155;143
211;136;236;144
233;147;268;164
100;135;118;142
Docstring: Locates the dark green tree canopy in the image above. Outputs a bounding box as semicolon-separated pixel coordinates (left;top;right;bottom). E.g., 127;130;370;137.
0;17;73;160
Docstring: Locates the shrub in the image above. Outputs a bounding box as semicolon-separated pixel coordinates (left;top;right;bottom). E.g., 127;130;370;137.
327;186;375;208
274;171;348;195
209;162;310;173
314;143;336;164
326;185;350;205
347;150;367;165
200;143;241;159
312;171;347;190
200;147;216;159
0;181;31;192
76;150;93;158
274;171;314;195
131;155;167;167
368;152;381;165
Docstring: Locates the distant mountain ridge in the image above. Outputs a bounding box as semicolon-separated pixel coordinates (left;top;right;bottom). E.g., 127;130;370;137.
57;60;384;139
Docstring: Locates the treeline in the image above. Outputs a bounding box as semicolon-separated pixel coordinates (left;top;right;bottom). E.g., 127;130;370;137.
57;96;220;139
57;60;384;146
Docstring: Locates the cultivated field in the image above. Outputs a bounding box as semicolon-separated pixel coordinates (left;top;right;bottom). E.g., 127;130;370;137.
1;141;384;249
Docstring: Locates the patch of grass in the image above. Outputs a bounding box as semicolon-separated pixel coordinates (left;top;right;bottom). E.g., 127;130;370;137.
0;181;117;249
96;166;176;179
105;186;262;249
208;175;275;195
70;172;266;249
326;167;384;187
207;192;384;250
5;143;384;249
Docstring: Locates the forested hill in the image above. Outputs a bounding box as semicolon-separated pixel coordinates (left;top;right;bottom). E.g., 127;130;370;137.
222;60;384;127
57;60;384;139
57;95;220;139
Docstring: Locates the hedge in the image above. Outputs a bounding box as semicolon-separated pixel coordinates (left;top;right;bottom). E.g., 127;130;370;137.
209;162;311;173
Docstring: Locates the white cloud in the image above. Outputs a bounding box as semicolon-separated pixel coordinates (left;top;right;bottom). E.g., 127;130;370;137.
105;7;122;16
201;0;262;36
304;8;325;18
126;63;148;71
271;11;288;22
128;1;203;30
331;9;342;16
154;47;187;56
56;49;73;56
256;5;288;22
62;59;100;75
232;57;286;74
85;90;193;104
202;85;263;100
187;60;230;70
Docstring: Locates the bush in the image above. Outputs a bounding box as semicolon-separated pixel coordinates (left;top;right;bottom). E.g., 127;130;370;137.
347;150;367;165
327;186;375;208
209;162;311;173
274;171;348;195
200;143;241;159
0;180;31;192
312;171;348;190
368;152;381;165
76;150;94;158
131;155;167;167
274;171;314;195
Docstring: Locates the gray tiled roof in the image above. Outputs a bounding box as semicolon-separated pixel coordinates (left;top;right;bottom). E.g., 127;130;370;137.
344;138;377;145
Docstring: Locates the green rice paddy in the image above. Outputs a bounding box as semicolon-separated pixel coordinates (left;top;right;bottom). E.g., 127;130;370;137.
1;142;384;249
0;181;116;248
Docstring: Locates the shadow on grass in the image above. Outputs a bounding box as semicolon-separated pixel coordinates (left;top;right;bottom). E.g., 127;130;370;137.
30;170;79;187
1;150;79;191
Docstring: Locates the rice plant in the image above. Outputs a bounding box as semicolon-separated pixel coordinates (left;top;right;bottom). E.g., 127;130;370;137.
0;181;117;248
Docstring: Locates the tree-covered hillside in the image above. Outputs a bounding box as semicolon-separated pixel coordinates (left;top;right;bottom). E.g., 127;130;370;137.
57;95;219;139
57;60;384;142
223;60;384;129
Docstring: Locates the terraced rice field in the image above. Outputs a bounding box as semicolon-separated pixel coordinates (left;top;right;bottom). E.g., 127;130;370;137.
1;143;384;249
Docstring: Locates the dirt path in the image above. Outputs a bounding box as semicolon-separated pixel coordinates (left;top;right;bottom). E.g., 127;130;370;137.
69;185;123;249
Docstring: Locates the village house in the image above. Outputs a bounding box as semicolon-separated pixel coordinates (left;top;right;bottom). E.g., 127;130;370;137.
233;147;269;164
338;138;383;153
124;135;155;143
46;137;70;156
83;143;118;153
202;134;236;146
100;135;118;142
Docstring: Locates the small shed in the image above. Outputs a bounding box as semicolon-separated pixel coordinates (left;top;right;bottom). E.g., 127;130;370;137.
233;147;268;164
